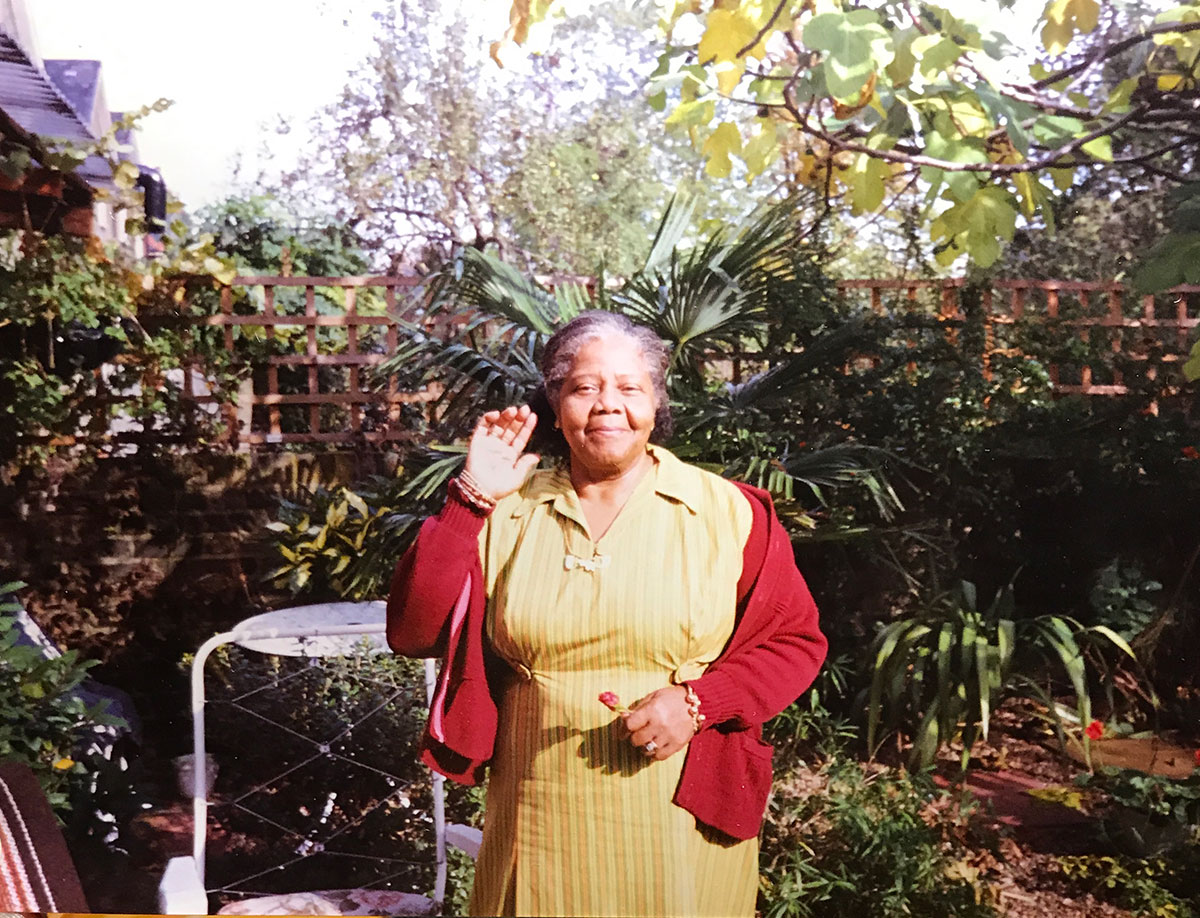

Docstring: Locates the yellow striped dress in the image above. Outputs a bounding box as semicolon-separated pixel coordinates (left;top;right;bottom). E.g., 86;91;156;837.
469;445;758;917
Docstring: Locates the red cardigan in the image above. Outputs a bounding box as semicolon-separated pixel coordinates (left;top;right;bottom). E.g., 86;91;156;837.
386;479;827;840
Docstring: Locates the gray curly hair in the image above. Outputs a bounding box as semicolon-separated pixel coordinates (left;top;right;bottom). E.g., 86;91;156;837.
529;311;674;455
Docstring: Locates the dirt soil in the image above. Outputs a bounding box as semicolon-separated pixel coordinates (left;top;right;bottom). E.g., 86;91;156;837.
939;704;1198;918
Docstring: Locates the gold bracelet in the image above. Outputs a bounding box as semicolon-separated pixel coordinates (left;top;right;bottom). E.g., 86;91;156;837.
449;476;495;516
683;683;706;733
458;469;498;505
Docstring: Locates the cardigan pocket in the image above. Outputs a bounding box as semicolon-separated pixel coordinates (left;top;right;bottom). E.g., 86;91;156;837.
734;730;775;829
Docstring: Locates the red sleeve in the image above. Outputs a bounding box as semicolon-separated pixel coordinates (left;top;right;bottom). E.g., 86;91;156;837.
691;490;827;729
385;490;488;658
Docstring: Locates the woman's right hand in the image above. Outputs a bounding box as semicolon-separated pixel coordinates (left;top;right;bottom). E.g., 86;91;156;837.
462;404;540;501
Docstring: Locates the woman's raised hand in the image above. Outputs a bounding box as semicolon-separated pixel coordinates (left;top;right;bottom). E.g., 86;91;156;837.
463;404;540;501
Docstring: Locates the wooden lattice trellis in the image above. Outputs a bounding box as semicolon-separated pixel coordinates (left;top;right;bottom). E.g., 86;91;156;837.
183;276;1200;450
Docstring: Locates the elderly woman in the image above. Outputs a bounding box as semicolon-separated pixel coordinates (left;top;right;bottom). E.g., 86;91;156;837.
387;311;826;917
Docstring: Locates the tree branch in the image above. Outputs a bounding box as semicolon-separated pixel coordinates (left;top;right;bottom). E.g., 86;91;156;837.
1024;19;1200;91
737;0;790;58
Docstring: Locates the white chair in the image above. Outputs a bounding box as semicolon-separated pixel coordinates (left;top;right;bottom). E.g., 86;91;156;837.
158;602;480;915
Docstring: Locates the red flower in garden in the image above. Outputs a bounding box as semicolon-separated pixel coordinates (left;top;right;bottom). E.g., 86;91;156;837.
1084;720;1104;740
1183;446;1200;460
598;691;628;713
1194;748;1200;768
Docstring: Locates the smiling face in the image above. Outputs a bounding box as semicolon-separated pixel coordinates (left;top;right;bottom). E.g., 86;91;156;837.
555;333;659;481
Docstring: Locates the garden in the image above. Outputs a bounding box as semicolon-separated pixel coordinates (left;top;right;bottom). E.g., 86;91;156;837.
5;1;1200;916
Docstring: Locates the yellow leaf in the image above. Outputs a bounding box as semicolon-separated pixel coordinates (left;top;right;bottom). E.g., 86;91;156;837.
741;123;778;178
832;72;878;119
491;0;558;67
1158;73;1185;91
1051;166;1076;191
1026;785;1086;809
703;121;743;178
53;757;75;770
1081;135;1112;161
1041;0;1100;55
698;8;760;64
666;99;715;129
715;61;746;94
343;489;369;517
943;858;980;884
113;160;140;190
1014;173;1037;218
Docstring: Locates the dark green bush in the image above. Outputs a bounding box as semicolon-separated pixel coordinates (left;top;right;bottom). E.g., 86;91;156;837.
759;759;996;918
0;582;126;813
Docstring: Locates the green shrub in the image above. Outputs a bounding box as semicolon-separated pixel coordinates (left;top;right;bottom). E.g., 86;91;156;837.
1058;853;1199;917
759;760;996;918
0;582;126;813
866;579;1136;769
1076;766;1200;857
265;445;475;601
0;233;241;475
765;652;858;761
1089;559;1162;641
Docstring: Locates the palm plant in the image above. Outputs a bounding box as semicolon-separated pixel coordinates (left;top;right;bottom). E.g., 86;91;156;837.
866;579;1137;770
374;199;901;517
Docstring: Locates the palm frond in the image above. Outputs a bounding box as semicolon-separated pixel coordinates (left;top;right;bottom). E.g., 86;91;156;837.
432;247;562;334
641;194;696;275
374;246;587;424
781;442;904;520
615;202;801;370
399;444;468;501
720;317;869;414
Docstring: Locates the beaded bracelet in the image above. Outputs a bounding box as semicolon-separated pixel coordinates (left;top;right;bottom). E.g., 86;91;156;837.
449;474;496;516
683;683;706;733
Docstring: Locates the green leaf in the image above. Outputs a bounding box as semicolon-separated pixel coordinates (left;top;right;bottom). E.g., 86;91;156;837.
803;10;892;102
912;34;963;79
1183;338;1200;381
1081;135;1112;162
113;160;141;190
885;27;918;86
1131;232;1200;294
845;152;891;213
976;636;993;740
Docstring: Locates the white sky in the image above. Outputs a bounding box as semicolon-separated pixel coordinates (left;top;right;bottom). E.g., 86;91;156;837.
28;1;1043;214
28;1;514;211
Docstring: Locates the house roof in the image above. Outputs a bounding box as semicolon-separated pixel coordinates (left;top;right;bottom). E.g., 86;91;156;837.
42;59;104;132
0;29;91;144
0;27;117;187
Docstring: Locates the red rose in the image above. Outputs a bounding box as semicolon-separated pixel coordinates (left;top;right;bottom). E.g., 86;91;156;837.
1084;720;1104;740
598;691;627;713
1182;446;1200;460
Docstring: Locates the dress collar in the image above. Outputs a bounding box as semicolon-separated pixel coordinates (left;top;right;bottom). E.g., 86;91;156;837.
509;444;700;519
